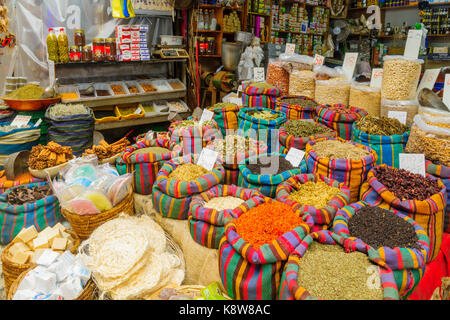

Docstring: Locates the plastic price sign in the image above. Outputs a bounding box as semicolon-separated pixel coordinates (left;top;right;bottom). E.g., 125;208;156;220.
199;109;214;126
370;68;383;88
399;153;425;177
417;69;440;95
197;148;218;172
313;54;325;66
253;67;265;82
285;43;295;54
404;30;423;59
342;52;358;80
285;147;305;167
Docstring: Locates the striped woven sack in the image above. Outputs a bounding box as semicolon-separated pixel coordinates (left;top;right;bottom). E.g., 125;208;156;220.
237;107;286;153
278;120;337;151
241;82;281;109
169;120;221;155
120;139;183;195
115;157;127;175
0;122;40;170
237;153;307;198
359;165;446;262
305;137;378;203
425;161;450;233
188;185;265;249
351;125;410;168
152;184;193;220
0;171;44;193
315;104;368;140
332;201;430;299
274;96;318;120
219;197;314;300
45;106;94;156
0;182;61;245
276;174;351;232
222;165;240;185
208;103;241;137
278;230;400;300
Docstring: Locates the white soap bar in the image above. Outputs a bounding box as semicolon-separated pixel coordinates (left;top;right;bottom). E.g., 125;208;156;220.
57;250;76;265
34;270;57;294
72;260;91;286
59;276;83;300
16;272;37;292
47;260;71;283
13;289;37;300
36;249;60;267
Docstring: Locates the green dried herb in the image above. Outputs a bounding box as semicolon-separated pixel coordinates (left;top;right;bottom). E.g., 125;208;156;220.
356;115;409;136
249;110;279;120
280;98;317;109
283;120;331;137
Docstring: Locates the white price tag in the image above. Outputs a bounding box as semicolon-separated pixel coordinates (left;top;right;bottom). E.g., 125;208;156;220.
253;67;265;82
197;148;218;172
285;148;305;167
34;119;42;127
48;60;55;87
134;107;142;114
10;115;31;128
404;29;423;59
285;43;295;54
342;52;358;80
229;97;242;105
313;54;325;66
443;74;450;111
417;69;440;94
370;68;383;88
399;153;425;177
388;111;407;125
199;109;214;126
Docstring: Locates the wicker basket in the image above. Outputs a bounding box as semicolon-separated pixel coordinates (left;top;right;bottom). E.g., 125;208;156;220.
61;190;134;240
1;229;81;295
7;265;97;300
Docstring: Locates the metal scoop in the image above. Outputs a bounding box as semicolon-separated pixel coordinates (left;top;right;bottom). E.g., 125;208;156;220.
417;88;448;111
79;84;95;97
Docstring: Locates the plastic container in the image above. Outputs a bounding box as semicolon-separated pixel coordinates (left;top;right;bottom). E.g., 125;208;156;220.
167;79;186;91
59;85;80;102
315;78;351;105
77;83;97;99
115;104;145;120
124;81;144;94
150;79;173;92
349;84;381;116
93;106;120;123
160;35;183;46
94;83;114;97
380;99;419;125
109;81;130;96
167;99;189;113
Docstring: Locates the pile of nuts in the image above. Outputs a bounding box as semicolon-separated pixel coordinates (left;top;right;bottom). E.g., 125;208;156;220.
381;57;423;101
289;70;315;98
315;77;350;105
266;60;289;96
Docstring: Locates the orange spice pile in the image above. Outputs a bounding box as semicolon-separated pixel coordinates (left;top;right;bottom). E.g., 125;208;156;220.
234;201;302;250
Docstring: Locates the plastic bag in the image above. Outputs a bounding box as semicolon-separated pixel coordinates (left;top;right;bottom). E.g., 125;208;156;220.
380;99;419;125
315;78;351;105
106;173;133;206
266;59;289;96
289;70;315;98
349;84;381;116
279;53;314;73
313;65;339;80
112;0;135;19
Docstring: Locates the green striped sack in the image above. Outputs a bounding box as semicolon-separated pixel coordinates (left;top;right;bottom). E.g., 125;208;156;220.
188;185;265;249
274;96;317;120
115;157;127;175
219;197;314;300
278;230;400;300
332;201;430;299
0;182;61;245
208;103;241;137
351;124;410;168
18;110;47;145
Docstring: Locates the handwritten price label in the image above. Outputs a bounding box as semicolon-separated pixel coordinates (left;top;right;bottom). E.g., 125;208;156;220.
313;54;325;66
199;109;214;126
443;74;450;111
342;52;358;80
370;68;383;88
11;115;31;128
285;43;296;54
417;69;440;96
197;148;218;172
253;67;265;82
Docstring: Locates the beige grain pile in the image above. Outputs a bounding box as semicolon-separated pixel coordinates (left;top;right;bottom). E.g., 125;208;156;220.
204;196;245;211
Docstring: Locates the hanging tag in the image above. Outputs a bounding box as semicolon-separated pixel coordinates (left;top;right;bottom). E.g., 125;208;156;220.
370;68;383;88
388;111;407;125
417;69;441;94
399;153;425;177
48;60;55;86
313;54;325;66
342;52;358;80
404;30;423;59
134;106;142;114
197;148;218;172
34;119;42;127
11;115;31;128
253;67;265;82
285;148;305;167
285;43;295;54
199;109;214;126
442;74;450;111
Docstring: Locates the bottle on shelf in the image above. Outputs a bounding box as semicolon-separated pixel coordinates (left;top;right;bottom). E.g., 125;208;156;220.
57;27;69;63
198;9;205;31
210;10;217;31
204;10;211;31
47;28;59;63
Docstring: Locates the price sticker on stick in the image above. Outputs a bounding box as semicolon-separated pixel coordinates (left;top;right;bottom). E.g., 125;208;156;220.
417;69;440;95
199;109;214;126
313;54;325;66
253;67;265;82
197;148;218;172
285;147;305;167
370;68;383;88
388;111;407;125
10;115;31;128
34;119;42;127
404;29;423;59
399;153;425;177
443;74;450;111
342;52;358;80
285;43;295;54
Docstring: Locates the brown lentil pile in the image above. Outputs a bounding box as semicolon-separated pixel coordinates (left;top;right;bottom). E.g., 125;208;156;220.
168;163;211;181
373;166;441;201
247;155;295;175
348;206;421;250
312;140;370;160
297;242;384;300
288;181;340;208
355;115;409;136
283;120;331;137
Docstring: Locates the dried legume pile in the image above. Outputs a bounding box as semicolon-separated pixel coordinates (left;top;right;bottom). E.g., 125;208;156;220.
313;140;370;160
173;120;215;128
315;77;350;105
348;206;421;250
204;196;245;211
326;105;355;113
381;57;422;101
249;110;280;121
247;155;295;175
280;98;317;109
213;135;255;158
373;166;441;201
288;181;340;208
266;61;289;95
355;115;409;136
48;103;90;117
234;201;302;249
131;147;170;155
283;120;330;137
168;163;210;181
0;124;31;132
288;70;315;98
349;85;381;117
209;102;238;111
297;242;384;300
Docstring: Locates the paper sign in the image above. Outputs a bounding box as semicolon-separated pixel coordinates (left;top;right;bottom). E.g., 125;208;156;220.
342;52;358;80
399;153;425;177
229;97;242;105
253;67;265;82
417;69;440;95
442;74;450;111
370;68;383;88
11;115;31;128
404;29;423;59
199;109;214;126
285;148;305;167
285;43;295;54
388;111;407;125
134;107;142;114
48;60;55;86
313;54;325;66
197;148;218;172
34;119;42;127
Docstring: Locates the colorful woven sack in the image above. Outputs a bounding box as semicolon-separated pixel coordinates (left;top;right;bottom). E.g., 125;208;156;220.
169;120;221;155
276;174;351;232
305;137;378;203
332;201;430;299
237;107;286;153
238;153;307;198
219;197;314;300
208;103;241;137
315;104;368;140
115;157;127;175
274;96;318;120
278;230;400;300
425;160;450;233
152;184;193;220
0;171;44;193
351;124;410;168
120;138;182;195
0;121;40;170
279;120;336;151
359;165;446;262
188;185;265;249
241;82;281;109
0;182;61;245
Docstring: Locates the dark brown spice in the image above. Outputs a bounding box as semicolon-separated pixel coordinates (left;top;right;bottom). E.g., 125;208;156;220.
6;185;52;205
246;155;296;175
96;89;111;96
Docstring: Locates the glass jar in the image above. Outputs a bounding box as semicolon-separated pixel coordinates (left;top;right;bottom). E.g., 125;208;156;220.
206;37;215;55
93;38;105;62
69;46;81;62
105;38;116;61
199;37;206;55
74;29;85;47
82;45;92;62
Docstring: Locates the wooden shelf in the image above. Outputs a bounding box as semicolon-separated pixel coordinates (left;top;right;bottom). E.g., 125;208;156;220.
198;54;221;58
55;58;187;67
195;30;221;33
381;4;417;10
428;33;450;38
248;12;270;17
95;111;190;130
